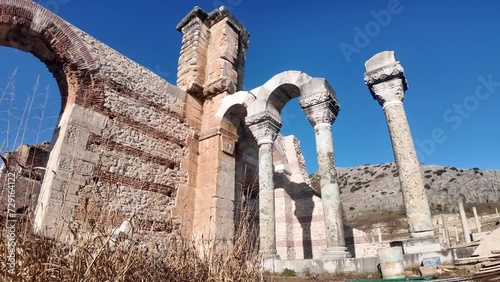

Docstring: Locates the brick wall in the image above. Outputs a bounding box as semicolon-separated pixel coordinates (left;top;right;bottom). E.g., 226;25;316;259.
0;0;205;242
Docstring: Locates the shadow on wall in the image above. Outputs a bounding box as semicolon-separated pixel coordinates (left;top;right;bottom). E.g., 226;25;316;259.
344;224;355;257
276;173;318;259
276;173;357;259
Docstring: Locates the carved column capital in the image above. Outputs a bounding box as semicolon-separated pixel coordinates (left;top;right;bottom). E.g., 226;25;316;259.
370;78;407;108
299;90;340;127
246;111;282;145
302;101;338;128
364;57;408;107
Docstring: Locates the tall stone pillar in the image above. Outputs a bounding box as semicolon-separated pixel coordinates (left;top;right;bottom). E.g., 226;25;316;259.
176;6;249;99
441;214;450;249
246;112;282;259
472;206;481;232
364;51;434;239
177;6;249;241
459;201;471;243
300;87;350;258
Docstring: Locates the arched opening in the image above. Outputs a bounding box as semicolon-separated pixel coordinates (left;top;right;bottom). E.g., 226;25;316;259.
0;46;61;216
267;83;321;259
0;47;61;150
222;103;260;247
266;83;301;114
279;97;317;173
217;71;346;259
0;1;98;239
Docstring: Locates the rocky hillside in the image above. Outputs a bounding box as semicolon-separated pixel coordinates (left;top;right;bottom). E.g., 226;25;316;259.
311;162;500;221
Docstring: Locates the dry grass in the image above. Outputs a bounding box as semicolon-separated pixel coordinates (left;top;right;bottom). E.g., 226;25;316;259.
0;71;263;281
0;156;262;281
1;177;262;281
0;208;262;281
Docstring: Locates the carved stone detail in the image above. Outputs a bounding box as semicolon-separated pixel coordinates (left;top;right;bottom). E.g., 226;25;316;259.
221;135;236;155
370;78;406;107
364;61;406;86
302;101;338;127
199;126;238;142
199;126;238;155
246;111;282;145
364;61;408;107
299;90;341;113
299;88;340;127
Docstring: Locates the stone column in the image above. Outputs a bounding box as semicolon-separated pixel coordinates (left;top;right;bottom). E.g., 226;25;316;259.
364;51;434;238
300;89;350;258
458;201;471;243
246;112;282;259
442;214;450;249
472;206;481;233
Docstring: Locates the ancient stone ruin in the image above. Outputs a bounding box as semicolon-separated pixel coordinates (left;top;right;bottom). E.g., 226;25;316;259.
1;1;494;275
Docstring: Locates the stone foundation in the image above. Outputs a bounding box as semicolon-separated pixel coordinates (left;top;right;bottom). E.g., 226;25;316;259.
266;248;476;274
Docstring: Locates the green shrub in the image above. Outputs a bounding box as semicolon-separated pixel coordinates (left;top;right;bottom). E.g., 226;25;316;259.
281;268;296;277
434;169;446;176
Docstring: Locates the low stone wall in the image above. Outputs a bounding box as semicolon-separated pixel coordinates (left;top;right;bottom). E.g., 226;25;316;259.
0;173;40;214
268;248;476;274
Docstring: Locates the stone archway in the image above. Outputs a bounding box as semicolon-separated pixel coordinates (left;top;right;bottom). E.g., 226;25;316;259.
0;0;100;239
217;70;349;260
0;0;97;108
0;1;202;243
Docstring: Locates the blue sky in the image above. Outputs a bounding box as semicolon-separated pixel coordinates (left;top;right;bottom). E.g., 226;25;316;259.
0;1;499;173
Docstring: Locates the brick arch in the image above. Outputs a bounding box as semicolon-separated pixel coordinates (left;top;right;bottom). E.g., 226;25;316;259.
0;0;97;111
0;0;103;240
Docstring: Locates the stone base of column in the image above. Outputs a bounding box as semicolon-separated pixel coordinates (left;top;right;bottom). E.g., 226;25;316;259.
260;250;281;260
321;246;351;259
410;230;434;239
261;251;280;271
403;237;441;254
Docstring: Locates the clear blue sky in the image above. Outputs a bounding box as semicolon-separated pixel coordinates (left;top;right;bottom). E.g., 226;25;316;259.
0;1;499;173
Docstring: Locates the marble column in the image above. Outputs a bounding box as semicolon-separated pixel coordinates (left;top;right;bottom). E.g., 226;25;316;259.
459;201;471;243
364;51;434;238
246;111;282;259
442;214;450;249
472;206;481;233
300;90;350;258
